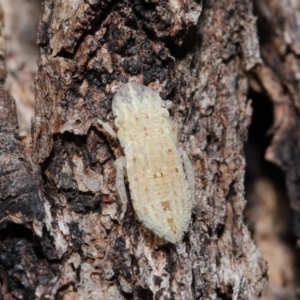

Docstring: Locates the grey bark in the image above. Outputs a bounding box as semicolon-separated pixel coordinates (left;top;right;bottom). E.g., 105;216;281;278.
0;1;269;299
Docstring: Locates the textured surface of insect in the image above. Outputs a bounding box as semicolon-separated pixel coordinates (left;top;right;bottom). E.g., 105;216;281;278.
110;82;194;243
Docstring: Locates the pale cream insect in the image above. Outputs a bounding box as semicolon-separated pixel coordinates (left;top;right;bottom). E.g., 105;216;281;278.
105;82;194;243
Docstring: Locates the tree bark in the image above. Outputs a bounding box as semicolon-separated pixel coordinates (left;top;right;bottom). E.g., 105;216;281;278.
253;0;300;239
0;1;269;299
0;0;39;134
245;1;300;298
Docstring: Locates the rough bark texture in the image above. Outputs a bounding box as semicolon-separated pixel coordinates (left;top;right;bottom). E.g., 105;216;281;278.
0;6;48;300
0;0;270;299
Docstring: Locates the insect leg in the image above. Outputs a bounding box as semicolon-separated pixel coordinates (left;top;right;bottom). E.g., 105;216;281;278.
97;119;117;138
179;149;195;204
113;156;128;220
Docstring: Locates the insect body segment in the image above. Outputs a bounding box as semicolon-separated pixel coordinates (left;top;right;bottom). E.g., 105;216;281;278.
112;82;193;243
